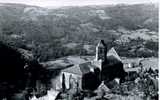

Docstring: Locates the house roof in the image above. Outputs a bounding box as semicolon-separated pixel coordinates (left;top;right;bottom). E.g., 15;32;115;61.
140;58;158;70
96;81;110;92
107;47;122;62
125;67;141;72
62;62;97;75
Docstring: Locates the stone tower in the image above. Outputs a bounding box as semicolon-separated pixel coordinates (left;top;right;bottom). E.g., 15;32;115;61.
95;40;107;62
93;40;107;71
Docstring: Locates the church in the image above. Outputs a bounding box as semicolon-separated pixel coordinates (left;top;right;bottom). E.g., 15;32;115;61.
52;40;126;91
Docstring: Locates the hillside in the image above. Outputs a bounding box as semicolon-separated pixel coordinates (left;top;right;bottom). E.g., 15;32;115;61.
0;3;158;61
0;42;51;99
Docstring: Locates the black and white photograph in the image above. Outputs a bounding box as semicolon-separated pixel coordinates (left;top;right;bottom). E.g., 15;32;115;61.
0;0;158;100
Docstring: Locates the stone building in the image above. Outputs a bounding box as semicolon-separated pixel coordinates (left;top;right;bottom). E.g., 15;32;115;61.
51;40;126;91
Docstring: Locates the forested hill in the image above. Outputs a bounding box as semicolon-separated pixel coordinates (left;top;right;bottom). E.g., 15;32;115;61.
0;3;158;61
0;41;51;98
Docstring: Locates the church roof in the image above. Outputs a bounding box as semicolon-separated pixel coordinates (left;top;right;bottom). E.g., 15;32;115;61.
107;47;122;62
62;62;97;75
62;65;82;75
97;40;106;48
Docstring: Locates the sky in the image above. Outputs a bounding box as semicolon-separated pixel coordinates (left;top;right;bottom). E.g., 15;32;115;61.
0;0;158;7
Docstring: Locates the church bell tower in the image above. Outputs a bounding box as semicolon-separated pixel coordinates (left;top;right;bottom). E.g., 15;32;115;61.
93;40;107;71
95;40;107;62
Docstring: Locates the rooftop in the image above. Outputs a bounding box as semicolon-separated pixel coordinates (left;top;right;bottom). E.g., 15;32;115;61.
107;47;122;62
62;62;97;75
97;40;106;48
